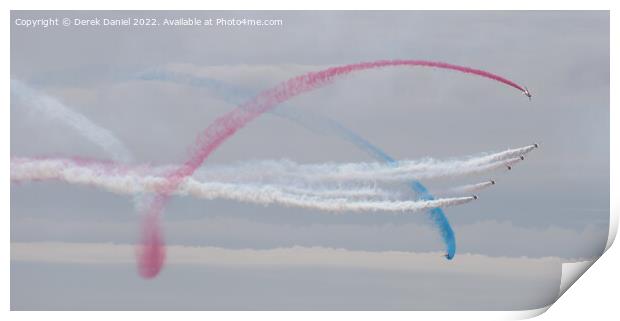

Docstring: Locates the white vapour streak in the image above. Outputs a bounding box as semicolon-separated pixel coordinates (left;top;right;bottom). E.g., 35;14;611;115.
11;161;393;200
439;180;496;196
10;80;150;211
10;159;474;212
185;145;536;183
11;145;532;187
11;80;133;163
184;182;474;212
14;144;527;211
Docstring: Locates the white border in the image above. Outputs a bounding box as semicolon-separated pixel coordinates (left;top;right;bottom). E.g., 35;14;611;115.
0;0;617;10
3;1;617;320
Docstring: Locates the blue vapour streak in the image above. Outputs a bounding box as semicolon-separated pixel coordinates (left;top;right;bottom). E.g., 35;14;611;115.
137;70;456;259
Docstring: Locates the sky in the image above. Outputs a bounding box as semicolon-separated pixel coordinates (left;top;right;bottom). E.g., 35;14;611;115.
10;10;609;310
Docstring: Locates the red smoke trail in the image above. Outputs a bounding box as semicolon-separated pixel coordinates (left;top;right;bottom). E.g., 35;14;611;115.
137;202;166;278
138;59;525;278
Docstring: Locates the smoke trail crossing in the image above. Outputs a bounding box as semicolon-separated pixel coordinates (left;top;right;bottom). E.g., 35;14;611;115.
10;79;153;213
137;65;524;260
135;60;526;278
11;79;159;226
11;158;397;201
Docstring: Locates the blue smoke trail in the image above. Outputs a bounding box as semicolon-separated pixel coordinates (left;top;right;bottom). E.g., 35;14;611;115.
137;69;456;259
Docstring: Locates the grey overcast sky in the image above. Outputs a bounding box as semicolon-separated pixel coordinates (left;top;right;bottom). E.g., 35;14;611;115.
11;11;609;310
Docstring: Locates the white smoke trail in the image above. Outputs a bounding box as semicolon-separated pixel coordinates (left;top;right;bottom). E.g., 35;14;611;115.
10;159;393;200
10;80;151;211
438;180;496;196
183;145;536;183
10;144;530;212
175;180;475;212
10;159;475;213
82;145;531;181
11;145;532;187
11;80;133;163
127;145;534;182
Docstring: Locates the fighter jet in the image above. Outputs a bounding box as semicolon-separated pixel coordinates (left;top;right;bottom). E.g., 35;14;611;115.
533;143;540;148
472;195;478;200
520;155;525;160
490;180;496;185
523;87;532;101
506;165;512;170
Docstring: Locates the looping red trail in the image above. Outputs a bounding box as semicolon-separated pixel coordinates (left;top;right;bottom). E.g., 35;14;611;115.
137;59;524;278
